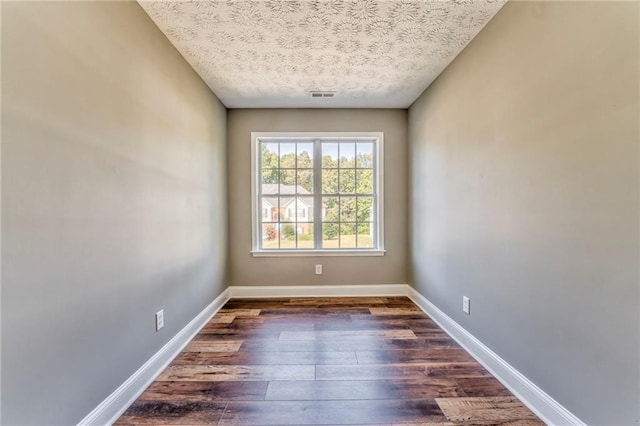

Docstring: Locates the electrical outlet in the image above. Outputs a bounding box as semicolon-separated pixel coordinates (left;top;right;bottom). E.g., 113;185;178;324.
315;264;323;275
156;310;164;331
462;296;470;315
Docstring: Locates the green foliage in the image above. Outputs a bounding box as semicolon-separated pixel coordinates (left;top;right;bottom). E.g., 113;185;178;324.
297;150;312;168
282;224;295;240
339;169;356;193
340;197;356;221
356;169;373;193
340;223;356;235
261;144;279;167
320;163;373;195
261;143;314;193
322;155;338;168
321;170;338;193
280;169;296;186
262;142;373;196
280;153;296;168
357;223;371;235
261;144;279;184
322;223;338;240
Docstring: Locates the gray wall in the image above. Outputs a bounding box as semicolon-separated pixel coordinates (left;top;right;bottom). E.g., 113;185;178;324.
1;2;227;424
408;1;639;424
227;109;407;286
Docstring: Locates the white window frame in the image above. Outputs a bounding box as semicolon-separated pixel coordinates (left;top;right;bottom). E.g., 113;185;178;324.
251;132;385;257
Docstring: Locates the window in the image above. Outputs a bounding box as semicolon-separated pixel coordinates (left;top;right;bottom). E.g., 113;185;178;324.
252;132;384;256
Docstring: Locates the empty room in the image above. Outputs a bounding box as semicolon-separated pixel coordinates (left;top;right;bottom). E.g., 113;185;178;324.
1;0;638;425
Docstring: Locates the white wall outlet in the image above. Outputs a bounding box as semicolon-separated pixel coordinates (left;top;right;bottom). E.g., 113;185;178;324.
315;264;323;275
155;309;164;331
462;296;470;315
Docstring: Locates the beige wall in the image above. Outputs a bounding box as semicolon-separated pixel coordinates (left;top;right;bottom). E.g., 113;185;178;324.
408;1;639;424
1;2;227;424
227;109;407;286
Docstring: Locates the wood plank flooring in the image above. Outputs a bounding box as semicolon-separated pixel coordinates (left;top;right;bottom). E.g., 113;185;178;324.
116;297;543;425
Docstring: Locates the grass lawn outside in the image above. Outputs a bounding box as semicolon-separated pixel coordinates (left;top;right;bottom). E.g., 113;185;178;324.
263;234;373;249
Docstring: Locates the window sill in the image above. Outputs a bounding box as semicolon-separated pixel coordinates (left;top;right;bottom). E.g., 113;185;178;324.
251;249;386;257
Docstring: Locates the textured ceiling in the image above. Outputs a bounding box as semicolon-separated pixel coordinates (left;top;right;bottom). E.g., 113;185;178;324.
139;0;506;108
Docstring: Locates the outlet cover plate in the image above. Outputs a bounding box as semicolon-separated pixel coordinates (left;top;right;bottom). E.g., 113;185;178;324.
156;310;164;331
462;296;470;315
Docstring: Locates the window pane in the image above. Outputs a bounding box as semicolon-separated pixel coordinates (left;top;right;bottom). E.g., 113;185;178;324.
322;197;339;222
339;142;356;168
297;169;314;194
296;223;314;248
261;196;279;221
322;143;338;167
356;143;373;168
340;196;356;222
339;169;356;194
262;169;279;189
280;223;296;248
261;143;279;168
322;169;338;194
357;196;374;222
322;223;339;248
356;169;374;194
280;143;296;168
357;223;374;248
297;143;313;167
297;196;314;221
280;169;296;188
262;223;279;249
340;223;357;248
281;196;295;222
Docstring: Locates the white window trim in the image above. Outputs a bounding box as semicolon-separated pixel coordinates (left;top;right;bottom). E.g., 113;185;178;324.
251;131;385;257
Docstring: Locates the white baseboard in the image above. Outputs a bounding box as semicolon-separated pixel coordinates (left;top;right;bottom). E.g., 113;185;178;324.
78;284;584;426
77;288;231;426
407;287;585;426
228;284;409;298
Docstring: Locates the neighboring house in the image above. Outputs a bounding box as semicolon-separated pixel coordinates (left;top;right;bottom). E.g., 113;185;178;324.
261;184;314;238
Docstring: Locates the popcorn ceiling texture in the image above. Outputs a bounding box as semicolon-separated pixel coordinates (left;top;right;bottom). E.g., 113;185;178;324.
139;0;506;108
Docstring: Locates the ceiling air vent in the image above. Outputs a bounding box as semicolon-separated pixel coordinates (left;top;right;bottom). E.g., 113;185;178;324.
309;91;335;98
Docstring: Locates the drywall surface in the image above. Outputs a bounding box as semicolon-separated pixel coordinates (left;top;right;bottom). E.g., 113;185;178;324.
227;109;408;286
408;1;639;424
1;2;227;424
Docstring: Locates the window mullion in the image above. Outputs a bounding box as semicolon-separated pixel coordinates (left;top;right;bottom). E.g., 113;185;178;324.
256;139;261;250
313;139;322;249
373;140;378;249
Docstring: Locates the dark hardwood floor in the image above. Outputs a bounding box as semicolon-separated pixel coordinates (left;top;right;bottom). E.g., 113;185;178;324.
116;297;543;425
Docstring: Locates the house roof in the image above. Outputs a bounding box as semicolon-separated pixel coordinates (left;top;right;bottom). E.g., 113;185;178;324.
262;184;310;195
262;184;312;210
